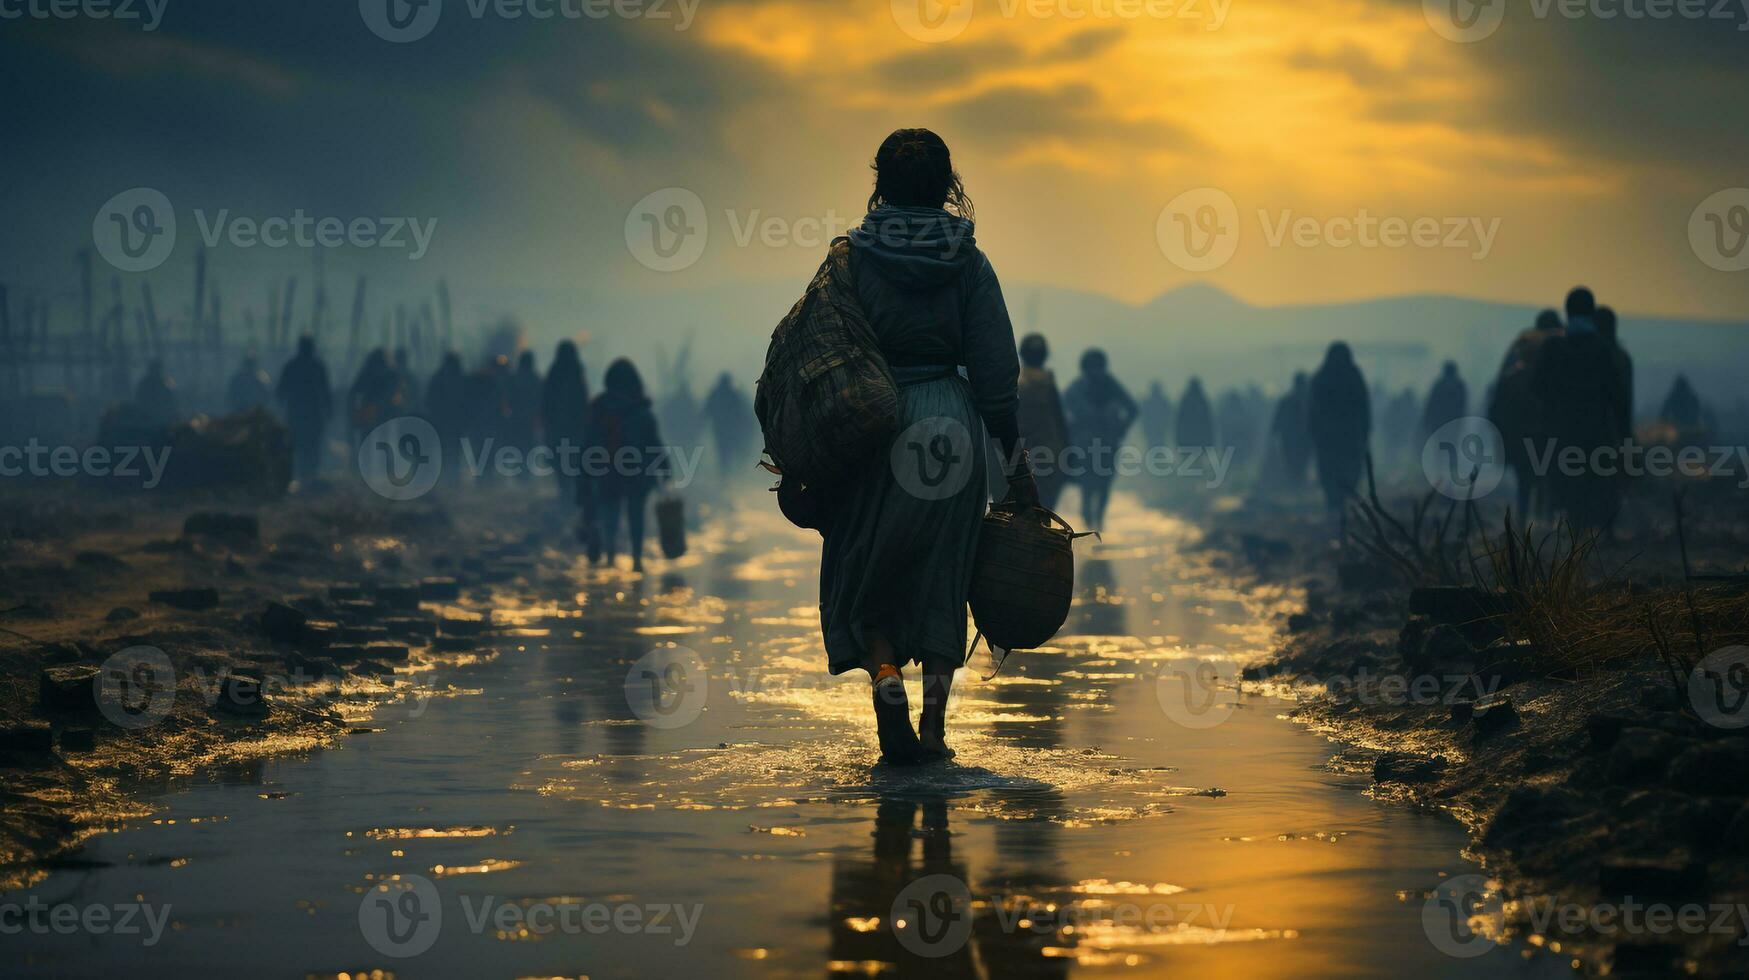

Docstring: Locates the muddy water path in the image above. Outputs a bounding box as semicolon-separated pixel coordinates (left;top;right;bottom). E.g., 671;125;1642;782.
7;491;1569;979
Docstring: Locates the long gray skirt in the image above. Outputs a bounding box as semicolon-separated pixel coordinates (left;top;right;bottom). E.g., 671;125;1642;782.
821;368;988;675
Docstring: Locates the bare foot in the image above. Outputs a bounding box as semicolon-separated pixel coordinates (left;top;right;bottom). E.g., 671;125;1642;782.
917;733;956;761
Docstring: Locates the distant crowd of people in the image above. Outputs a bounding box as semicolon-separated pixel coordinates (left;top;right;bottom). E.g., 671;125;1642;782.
119;338;757;570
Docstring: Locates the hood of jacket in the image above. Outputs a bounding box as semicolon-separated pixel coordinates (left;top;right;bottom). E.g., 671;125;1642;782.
848;206;979;290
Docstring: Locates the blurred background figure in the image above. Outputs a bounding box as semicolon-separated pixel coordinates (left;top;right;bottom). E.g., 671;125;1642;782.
465;355;511;481
1420;361;1468;441
1535;286;1628;532
1308;342;1371;530
1267;372;1311;492
227;352;273;416
1660;374;1708;437
1015;333;1070;511
542;340;590;516
1174;377;1215;451
588;358;665;571
426;352;469;486
348;348;404;447
1138;381;1172;453
1064;347;1136;531
506;350;542;471
277;336;332;486
702;371;753;484
1489;308;1563;516
134;359;179;430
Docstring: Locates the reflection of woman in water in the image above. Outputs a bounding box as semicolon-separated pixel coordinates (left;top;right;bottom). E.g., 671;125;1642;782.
819;128;1036;765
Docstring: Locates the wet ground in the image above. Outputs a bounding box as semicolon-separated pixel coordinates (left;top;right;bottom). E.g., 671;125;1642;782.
8;491;1572;978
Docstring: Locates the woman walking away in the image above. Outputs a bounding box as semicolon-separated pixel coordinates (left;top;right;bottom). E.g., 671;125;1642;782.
821;128;1037;765
587;358;666;571
542;340;590;529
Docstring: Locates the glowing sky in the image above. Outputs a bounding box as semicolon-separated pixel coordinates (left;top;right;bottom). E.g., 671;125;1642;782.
3;0;1747;318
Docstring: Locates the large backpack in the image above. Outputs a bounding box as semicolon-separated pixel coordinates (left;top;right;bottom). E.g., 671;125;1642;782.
755;238;899;489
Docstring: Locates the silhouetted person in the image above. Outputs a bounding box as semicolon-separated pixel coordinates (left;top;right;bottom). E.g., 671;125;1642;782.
277;337;332;485
1138;381;1172;450
1534;287;1626;532
348;348;404;446
701;371;753;482
1063;348;1136;530
134;359;179;429
1661;374;1705;433
1596;306;1633;432
1307;342;1370;526
1269;372;1311;488
506;350;542;466
1489;308;1563;516
1174;377;1214;449
588;358;666;571
1015;333;1070;511
425;352;469;484
227;354;272;415
465;355;511;479
542;341;590;516
1421;361;1467;440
